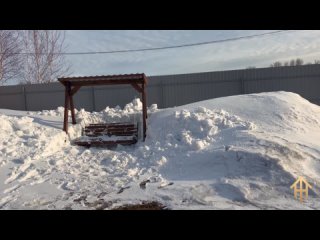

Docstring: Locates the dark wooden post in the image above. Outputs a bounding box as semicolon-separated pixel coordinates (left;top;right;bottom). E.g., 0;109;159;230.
63;83;70;133
142;83;147;141
70;93;76;124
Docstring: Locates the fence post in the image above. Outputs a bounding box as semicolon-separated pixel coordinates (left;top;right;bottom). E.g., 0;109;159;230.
161;79;165;108
240;77;245;94
23;86;28;111
92;86;96;111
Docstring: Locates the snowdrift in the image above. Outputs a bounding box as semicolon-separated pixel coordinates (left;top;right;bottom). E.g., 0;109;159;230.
1;91;320;209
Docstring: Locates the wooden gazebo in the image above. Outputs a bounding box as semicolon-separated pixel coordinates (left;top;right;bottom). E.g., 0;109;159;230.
58;74;148;146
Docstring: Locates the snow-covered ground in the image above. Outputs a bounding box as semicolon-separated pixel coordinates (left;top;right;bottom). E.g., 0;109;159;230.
1;91;320;209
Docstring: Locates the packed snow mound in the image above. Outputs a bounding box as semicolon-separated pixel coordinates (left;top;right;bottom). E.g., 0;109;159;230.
31;98;158;139
147;107;255;150
0;113;67;169
123;98;143;112
145;92;320;180
1;92;320;209
175;91;320;132
132;92;320;209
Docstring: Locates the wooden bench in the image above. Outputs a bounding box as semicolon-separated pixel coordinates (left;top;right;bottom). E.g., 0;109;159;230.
74;122;138;147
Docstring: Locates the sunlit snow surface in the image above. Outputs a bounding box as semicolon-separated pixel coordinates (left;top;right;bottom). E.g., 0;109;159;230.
1;91;320;209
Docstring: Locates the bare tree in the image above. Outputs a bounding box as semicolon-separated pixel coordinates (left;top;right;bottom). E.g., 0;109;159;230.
270;61;282;67
20;30;70;84
289;59;295;66
0;30;22;85
295;58;304;66
314;60;320;64
269;58;309;68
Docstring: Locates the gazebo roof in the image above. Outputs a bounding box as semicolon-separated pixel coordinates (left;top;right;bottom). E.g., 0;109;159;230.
58;73;147;86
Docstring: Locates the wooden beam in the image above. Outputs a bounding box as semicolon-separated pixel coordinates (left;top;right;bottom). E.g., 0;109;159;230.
131;83;143;93
58;74;146;84
63;85;70;133
70;86;81;96
142;83;147;141
60;79;145;87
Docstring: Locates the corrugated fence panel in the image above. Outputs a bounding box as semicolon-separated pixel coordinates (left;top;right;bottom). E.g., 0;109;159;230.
145;76;163;108
73;86;95;112
94;85;137;111
1;64;320;111
0;85;25;110
24;83;64;111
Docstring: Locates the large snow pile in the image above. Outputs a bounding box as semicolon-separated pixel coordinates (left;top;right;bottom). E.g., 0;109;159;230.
1;91;320;209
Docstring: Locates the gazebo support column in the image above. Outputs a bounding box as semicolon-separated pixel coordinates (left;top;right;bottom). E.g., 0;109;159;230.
142;83;147;141
63;84;70;133
70;85;81;125
70;94;76;124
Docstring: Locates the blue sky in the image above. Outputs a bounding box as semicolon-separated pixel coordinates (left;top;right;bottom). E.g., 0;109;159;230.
63;30;320;77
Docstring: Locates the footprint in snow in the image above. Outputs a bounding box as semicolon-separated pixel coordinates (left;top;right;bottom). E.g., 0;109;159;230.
158;182;174;189
12;159;24;165
139;180;150;190
117;186;131;194
58;182;73;191
3;184;21;194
